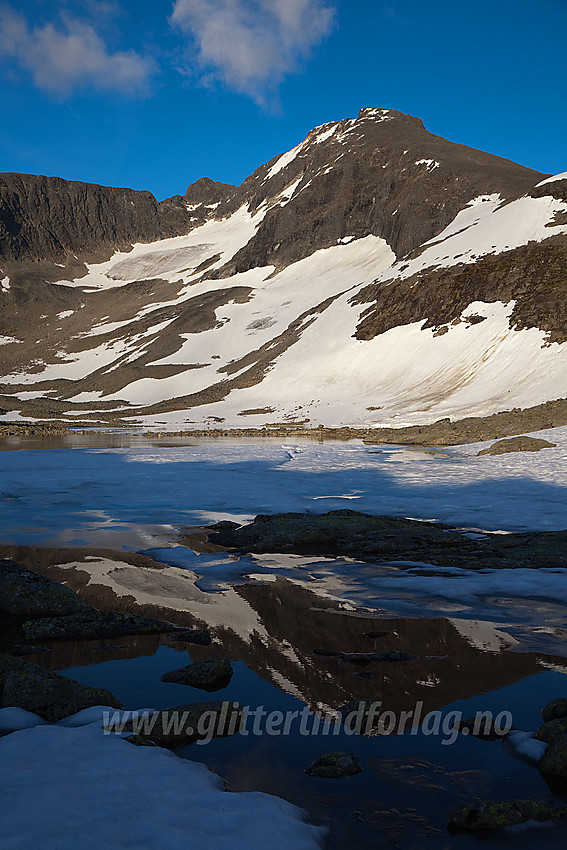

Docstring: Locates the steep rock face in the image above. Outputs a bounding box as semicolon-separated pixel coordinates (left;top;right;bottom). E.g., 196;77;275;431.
353;235;567;345
0;173;193;263
219;108;545;272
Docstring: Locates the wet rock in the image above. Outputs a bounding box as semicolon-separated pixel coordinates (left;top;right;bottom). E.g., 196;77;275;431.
477;436;556;456
0;652;122;722
0;560;91;619
535;717;567;745
542;698;567;723
354;671;374;680
161;658;233;692
118;700;243;747
538;734;567;776
364;631;392;639
305;751;362;778
168;629;212;646
22;611;180;641
450;799;567;830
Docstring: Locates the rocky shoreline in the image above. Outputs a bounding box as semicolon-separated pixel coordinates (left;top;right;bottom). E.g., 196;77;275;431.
1;396;567;446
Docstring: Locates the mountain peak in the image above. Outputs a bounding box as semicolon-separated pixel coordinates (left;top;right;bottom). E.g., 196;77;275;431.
355;107;425;128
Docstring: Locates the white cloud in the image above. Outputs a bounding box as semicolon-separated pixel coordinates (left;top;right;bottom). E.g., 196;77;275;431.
0;7;152;97
170;0;336;102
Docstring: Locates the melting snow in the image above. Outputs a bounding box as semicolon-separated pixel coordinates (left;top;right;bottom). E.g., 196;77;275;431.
0;723;324;850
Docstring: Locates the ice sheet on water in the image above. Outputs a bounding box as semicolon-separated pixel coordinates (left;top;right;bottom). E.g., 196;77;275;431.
0;431;565;541
1;433;566;623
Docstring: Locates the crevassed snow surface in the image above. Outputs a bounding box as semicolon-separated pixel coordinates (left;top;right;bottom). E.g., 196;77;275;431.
0;723;324;850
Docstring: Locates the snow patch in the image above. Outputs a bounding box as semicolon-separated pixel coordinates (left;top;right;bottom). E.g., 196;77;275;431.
0;724;325;850
415;159;439;170
536;171;567;187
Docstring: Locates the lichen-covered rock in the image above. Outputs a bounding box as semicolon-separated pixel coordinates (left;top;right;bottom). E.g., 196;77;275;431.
168;629;212;646
535;717;567;745
0;652;121;722
450;799;567;830
305;751;362;778
210;510;460;557
0;560;91;619
22;610;180;641
538;734;567;777
161;658;233;692
208;509;567;569
477;436;556;456
118;700;243;746
542;698;567;723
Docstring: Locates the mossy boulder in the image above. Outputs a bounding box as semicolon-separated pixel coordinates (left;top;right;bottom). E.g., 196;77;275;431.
305;751;362;778
161;658;233;692
0;560;91;619
478;436;556;456
450;799;567;830
0;652;122;722
22;610;180;641
542;698;567;723
538;734;567;777
118;700;243;746
535;718;567;745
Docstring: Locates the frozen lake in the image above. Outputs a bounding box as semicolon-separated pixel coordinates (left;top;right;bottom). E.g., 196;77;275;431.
2;430;567;849
1;431;567;629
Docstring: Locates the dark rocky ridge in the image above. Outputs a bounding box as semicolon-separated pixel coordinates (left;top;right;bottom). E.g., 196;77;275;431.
353;235;567;345
0;173;193;264
0;109;547;272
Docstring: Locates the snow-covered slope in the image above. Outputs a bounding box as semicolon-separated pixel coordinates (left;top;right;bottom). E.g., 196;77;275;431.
0;108;566;428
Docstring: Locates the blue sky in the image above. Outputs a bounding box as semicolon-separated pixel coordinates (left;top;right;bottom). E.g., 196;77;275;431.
0;0;565;199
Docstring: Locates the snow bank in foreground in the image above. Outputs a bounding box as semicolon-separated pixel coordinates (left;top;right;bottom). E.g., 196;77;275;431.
0;723;324;850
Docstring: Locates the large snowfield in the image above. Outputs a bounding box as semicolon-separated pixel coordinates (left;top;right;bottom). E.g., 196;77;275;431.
2;171;567;427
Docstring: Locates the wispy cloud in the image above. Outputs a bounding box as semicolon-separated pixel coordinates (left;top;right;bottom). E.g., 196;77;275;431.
0;6;153;97
170;0;336;103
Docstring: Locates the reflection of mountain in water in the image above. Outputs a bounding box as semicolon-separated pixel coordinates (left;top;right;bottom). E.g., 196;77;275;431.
5;546;567;718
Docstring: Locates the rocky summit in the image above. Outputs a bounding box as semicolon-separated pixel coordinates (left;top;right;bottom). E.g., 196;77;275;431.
1;108;566;431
